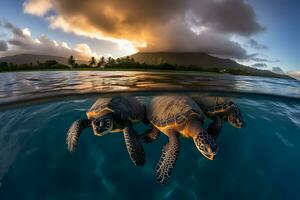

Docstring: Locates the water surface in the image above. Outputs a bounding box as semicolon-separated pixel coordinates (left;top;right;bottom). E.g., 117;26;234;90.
1;71;299;107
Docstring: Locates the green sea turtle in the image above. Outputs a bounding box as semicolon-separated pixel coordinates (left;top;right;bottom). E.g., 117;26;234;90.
66;95;146;166
145;96;218;184
192;96;245;139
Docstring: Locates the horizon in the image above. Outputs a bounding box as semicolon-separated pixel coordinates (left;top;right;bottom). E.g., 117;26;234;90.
0;0;299;73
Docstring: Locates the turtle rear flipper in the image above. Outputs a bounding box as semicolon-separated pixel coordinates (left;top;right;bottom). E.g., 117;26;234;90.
140;126;160;143
207;117;223;140
155;133;179;184
123;123;146;166
66;119;91;152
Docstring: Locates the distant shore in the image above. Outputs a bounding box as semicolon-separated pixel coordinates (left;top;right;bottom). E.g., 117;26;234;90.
0;58;295;80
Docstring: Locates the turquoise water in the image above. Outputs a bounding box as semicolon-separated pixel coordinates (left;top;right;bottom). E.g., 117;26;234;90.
0;71;300;199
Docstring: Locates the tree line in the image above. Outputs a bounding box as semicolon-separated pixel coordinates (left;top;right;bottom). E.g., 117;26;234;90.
0;55;138;71
67;55;136;68
0;55;287;79
0;54;251;74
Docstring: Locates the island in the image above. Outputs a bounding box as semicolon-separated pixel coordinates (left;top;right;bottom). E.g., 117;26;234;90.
0;52;294;80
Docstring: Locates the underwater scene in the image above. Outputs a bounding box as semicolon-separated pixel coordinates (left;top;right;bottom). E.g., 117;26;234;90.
0;71;300;200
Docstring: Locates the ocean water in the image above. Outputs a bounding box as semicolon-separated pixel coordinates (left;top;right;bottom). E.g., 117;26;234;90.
0;71;300;200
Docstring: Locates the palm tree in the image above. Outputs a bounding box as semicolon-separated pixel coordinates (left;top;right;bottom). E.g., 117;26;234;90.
107;57;115;66
107;56;112;64
89;56;96;67
125;56;131;63
68;55;76;68
97;56;105;68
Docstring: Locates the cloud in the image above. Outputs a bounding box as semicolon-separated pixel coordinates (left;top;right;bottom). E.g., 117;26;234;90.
252;63;268;68
272;67;284;74
23;0;53;17
251;57;280;63
140;20;249;59
23;0;265;59
189;0;265;35
0;21;97;59
287;71;300;80
0;21;25;38
245;39;268;50
0;40;8;51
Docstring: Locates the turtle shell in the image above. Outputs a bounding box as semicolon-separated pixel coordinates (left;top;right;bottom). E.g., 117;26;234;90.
147;96;204;128
192;96;231;116
87;95;145;122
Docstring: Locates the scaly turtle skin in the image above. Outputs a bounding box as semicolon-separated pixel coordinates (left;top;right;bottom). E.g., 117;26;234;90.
66;95;146;166
145;96;218;184
192;96;245;139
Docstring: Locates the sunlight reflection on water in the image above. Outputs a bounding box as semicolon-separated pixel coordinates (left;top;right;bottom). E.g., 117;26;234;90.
0;71;299;108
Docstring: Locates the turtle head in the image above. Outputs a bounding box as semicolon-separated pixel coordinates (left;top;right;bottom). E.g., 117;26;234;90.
92;113;114;136
227;102;245;128
194;131;218;160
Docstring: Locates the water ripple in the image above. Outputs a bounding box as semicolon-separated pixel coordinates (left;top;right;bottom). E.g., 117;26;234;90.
0;71;299;108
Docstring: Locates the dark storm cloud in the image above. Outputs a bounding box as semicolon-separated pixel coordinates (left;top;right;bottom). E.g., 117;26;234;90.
252;63;268;68
51;0;264;36
143;21;249;59
24;0;265;59
0;40;8;51
245;39;268;50
190;0;265;35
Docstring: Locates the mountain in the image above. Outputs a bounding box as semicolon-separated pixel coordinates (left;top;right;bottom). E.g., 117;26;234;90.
130;52;294;79
130;52;246;69
0;54;87;65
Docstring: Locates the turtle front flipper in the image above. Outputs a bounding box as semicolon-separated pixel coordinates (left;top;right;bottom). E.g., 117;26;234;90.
155;132;179;184
207;117;223;140
193;130;218;160
123;123;146;166
66;119;91;152
140;126;161;143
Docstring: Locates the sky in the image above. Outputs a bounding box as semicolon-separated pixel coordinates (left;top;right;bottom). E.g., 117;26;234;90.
0;0;298;72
